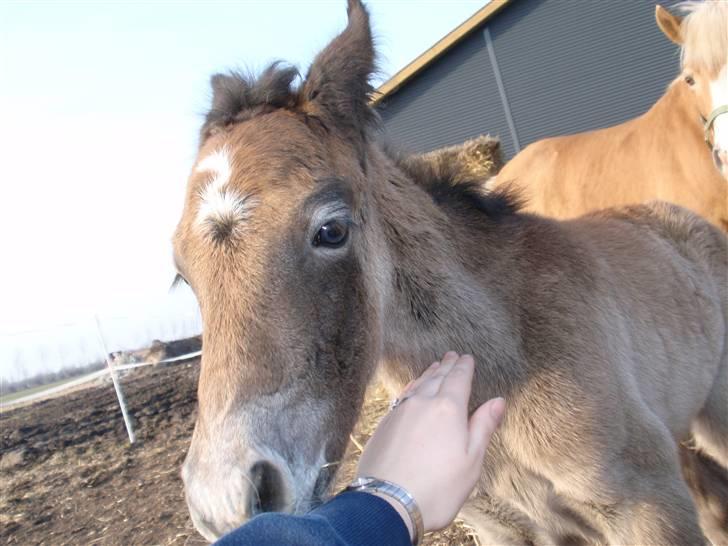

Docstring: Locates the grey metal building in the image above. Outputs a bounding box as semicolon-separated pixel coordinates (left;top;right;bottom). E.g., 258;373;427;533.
374;0;680;160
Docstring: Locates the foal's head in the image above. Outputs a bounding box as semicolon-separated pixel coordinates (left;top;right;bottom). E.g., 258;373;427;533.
175;1;387;540
656;2;728;177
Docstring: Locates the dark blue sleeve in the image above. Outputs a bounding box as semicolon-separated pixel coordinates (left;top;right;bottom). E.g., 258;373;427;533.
214;491;411;546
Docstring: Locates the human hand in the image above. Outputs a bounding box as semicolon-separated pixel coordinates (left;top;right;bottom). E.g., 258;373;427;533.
356;352;505;534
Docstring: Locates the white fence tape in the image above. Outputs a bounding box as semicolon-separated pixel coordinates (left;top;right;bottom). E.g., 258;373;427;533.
1;350;202;410
113;350;202;372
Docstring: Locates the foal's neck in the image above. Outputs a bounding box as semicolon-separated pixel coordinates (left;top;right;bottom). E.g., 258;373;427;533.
370;152;525;399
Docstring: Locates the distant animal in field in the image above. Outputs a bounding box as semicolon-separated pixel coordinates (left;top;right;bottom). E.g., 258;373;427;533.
492;1;728;231
172;1;728;544
109;336;201;367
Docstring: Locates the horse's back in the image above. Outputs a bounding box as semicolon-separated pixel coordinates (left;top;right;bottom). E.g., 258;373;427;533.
583;201;727;340
568;201;727;435
589;201;727;289
494;115;728;231
496;123;652;218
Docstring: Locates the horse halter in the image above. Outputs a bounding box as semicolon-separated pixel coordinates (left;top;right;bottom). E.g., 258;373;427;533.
702;105;728;148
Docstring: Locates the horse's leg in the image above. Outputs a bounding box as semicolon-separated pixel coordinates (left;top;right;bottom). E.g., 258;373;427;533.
692;354;728;469
691;223;728;470
459;498;539;546
687;352;728;545
679;444;728;546
600;420;708;545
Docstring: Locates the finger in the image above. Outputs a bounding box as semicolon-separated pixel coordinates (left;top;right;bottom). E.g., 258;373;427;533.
467;397;506;457
404;360;441;395
428;351;460;382
399;380;415;396
438;351;459;370
437;354;475;402
406;352;457;398
413;351;460;397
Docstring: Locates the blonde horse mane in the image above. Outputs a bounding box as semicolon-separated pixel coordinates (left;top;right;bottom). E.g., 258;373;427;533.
678;1;728;76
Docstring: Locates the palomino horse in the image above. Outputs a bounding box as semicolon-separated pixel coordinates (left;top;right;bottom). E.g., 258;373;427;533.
175;1;728;544
492;2;728;231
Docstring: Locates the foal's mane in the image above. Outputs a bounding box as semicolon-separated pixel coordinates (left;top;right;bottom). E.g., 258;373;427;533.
201;63;303;139
389;146;523;221
679;1;728;76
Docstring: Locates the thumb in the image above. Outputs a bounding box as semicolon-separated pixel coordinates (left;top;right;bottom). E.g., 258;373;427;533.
467;397;506;457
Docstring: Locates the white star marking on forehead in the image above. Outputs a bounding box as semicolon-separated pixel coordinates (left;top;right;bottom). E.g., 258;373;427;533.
195;147;257;237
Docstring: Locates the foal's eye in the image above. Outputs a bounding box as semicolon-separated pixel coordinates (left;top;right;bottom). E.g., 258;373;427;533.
313;220;349;248
684;75;695;86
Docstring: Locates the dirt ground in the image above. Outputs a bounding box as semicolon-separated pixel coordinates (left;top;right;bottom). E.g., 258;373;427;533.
0;361;477;545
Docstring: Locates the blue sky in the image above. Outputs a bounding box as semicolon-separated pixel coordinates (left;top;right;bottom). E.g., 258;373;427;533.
0;0;488;382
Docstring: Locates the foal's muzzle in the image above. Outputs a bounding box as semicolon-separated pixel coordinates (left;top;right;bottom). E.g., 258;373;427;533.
183;452;292;542
248;460;286;516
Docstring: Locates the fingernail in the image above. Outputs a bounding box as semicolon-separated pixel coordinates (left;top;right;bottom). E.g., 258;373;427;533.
489;397;506;420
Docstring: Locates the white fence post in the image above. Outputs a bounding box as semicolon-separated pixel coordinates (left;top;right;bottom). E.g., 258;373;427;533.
94;316;136;444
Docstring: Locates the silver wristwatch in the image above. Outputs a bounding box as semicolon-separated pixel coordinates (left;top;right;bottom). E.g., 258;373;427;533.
346;477;424;546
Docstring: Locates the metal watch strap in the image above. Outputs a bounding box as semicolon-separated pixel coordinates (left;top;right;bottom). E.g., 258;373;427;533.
345;477;424;546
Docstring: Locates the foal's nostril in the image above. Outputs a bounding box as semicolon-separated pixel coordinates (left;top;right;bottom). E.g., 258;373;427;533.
249;461;284;516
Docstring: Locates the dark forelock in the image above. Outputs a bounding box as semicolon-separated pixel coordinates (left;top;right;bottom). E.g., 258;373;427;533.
202;63;301;139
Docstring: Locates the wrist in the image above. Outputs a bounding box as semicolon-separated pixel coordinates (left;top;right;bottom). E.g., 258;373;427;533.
367;491;415;543
345;477;423;545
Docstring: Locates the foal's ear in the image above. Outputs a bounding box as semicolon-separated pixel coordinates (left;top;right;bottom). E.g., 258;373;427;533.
655;5;683;45
302;0;376;133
